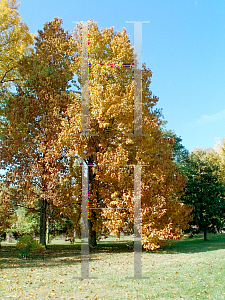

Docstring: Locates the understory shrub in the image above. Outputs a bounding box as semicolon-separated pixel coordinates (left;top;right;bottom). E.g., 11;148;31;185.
16;234;45;259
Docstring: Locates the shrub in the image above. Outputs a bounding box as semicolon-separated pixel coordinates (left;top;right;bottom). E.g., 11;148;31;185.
16;234;45;259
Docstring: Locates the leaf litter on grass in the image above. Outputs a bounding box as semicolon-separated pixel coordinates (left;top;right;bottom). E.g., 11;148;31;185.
0;233;225;299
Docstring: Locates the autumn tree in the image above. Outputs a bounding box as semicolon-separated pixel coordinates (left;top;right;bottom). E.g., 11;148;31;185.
0;18;81;246
0;0;33;233
58;21;193;250
0;0;33;87
0;181;15;247
214;137;225;229
214;137;225;185
180;149;225;241
1;18;193;250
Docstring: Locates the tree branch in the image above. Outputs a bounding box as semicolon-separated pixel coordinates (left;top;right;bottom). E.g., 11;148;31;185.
13;203;41;213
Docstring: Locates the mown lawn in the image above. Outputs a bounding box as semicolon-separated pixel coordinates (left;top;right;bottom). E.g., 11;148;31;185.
0;233;225;299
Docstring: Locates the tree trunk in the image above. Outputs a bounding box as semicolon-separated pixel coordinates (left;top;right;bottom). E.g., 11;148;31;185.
88;158;97;247
89;212;97;247
204;228;207;241
40;199;47;246
46;217;49;244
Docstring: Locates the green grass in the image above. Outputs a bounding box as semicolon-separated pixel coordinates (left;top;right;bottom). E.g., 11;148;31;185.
0;233;225;299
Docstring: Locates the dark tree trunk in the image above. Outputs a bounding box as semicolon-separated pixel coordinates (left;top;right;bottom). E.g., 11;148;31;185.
89;213;97;247
88;158;97;247
204;228;207;241
40;199;47;246
46;217;49;244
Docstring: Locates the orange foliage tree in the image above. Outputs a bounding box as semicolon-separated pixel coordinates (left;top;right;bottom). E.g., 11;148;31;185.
0;18;81;246
58;21;193;250
0;182;15;243
1;18;192;249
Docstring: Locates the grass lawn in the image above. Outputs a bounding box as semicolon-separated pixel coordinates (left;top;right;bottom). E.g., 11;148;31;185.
0;233;225;299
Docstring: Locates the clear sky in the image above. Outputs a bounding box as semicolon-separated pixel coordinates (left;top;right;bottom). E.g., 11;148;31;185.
17;0;225;152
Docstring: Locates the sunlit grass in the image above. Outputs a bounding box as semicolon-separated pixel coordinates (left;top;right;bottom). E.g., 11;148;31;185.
0;233;225;299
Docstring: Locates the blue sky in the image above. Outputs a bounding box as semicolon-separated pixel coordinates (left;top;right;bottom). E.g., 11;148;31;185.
17;0;225;152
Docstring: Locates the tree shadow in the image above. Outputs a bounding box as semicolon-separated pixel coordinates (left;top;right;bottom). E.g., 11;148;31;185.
0;240;134;270
1;233;224;270
0;244;94;270
156;233;225;254
89;239;134;254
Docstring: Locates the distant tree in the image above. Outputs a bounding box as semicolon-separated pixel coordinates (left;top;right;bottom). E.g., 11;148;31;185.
214;137;225;185
162;129;189;167
180;149;225;240
214;137;225;230
8;207;39;239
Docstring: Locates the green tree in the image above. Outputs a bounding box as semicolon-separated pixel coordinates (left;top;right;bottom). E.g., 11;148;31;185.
9;207;39;239
180;149;225;240
162;129;189;167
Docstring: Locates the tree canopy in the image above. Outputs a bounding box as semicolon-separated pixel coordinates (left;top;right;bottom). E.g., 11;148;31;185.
0;18;80;246
0;18;193;250
0;0;33;87
57;21;193;250
180;149;225;240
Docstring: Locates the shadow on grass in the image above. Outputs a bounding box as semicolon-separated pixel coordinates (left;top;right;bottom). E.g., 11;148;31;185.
94;233;225;255
1;233;224;269
0;240;133;270
158;233;225;254
0;244;86;270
